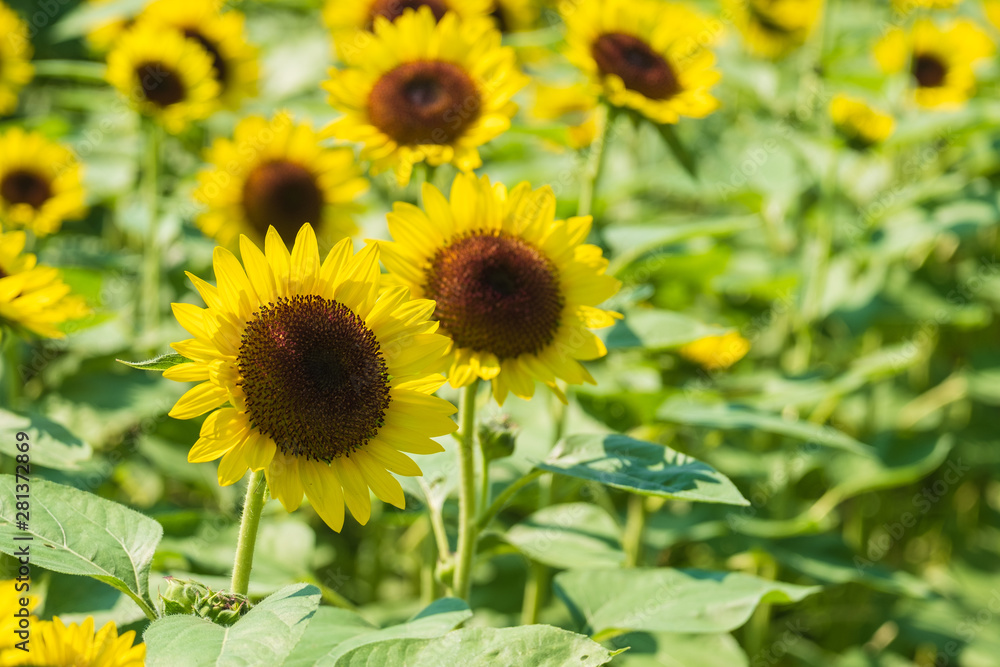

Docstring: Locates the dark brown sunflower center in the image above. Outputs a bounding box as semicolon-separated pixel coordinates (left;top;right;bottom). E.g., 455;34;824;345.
368;0;450;26
136;61;186;107
424;232;564;360
591;32;681;101
242;160;324;245
912;54;947;88
183;29;228;88
368;60;481;145
238;294;392;462
1;170;52;209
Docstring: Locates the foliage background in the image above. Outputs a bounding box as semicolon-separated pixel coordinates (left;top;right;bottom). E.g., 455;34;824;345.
1;0;999;665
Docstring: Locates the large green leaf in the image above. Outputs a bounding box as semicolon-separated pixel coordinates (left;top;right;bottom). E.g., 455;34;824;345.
0;476;161;618
0;409;92;470
554;568;819;639
333;625;619;667
537;434;749;505
144;584;321;666
608;632;748;667
657;398;873;457
305;598;472;666
602;310;732;351
282;608;377;667
504;503;624;569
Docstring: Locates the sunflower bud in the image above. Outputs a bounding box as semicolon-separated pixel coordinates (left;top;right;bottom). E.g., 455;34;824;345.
195;590;251;627
478;415;518;462
160;577;210;616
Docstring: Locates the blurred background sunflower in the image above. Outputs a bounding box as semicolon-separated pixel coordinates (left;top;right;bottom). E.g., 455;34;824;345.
193;112;368;249
0;1;33;115
0;129;85;237
725;0;825;59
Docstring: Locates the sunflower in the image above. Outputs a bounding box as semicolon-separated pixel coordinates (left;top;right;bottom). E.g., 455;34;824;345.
532;82;600;149
378;172;621;405
829;94;895;148
875;19;994;109
987;1;1000;30
563;0;721;125
322;7;527;184
165;224;457;530
137;0;259;109
0;229;89;339
5;617;145;667
679;331;750;371
0;129;86;237
0;2;33;115
193;112;368;249
0;580;36;662
323;0;492;57
724;0;824;59
106;22;220;133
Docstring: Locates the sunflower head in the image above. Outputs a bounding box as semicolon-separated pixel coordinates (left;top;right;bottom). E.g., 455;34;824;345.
0;1;34;115
322;7;527;184
166;224;457;531
563;0;721;125
194;112;368;249
379;172;621;405
531;82;601;149
4;616;145;667
725;0;824;59
0;229;89;340
138;0;259;109
0;129;86;237
323;0;494;53
106;22;221;132
829;94;895;149
875;19;994;109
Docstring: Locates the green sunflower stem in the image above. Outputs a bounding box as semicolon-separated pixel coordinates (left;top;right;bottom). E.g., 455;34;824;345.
231;470;267;596
577;103;611;218
141;121;163;339
453;380;480;602
623;493;648;568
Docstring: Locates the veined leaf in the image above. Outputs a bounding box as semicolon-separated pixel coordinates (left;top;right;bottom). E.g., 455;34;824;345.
144;584;320;666
0;409;92;470
116;353;191;372
555;568;819;640
537;434;749;506
504;503;624;569
603;310;732;351
0;476;161;619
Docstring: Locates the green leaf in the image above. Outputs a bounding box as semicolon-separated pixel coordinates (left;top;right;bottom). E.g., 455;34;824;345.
282;608;377;667
115;353;191;372
602;310;732;351
334;625;619;667
0;476;161;619
309;598;472;666
555;568;819;639
504;503;624;569
655;122;698;179
537;434;749;506
657;398;874;457
144;584;321;666
608;632;748;667
0;409;92;470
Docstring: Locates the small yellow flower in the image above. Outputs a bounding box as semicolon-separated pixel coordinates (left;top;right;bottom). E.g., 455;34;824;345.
378;172;621;405
0;2;34;115
323;7;527;184
0;229;89;339
138;0;259;109
194;112;368;249
166;224;457;531
532;82;600;149
106;22;220;133
829;94;895;148
725;0;824;59
563;0;721;125
6;617;145;667
492;0;543;34
875;19;994;109
680;332;750;371
84;0;137;52
0;129;86;237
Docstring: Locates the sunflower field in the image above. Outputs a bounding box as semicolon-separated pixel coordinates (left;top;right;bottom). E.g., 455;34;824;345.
1;0;999;664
